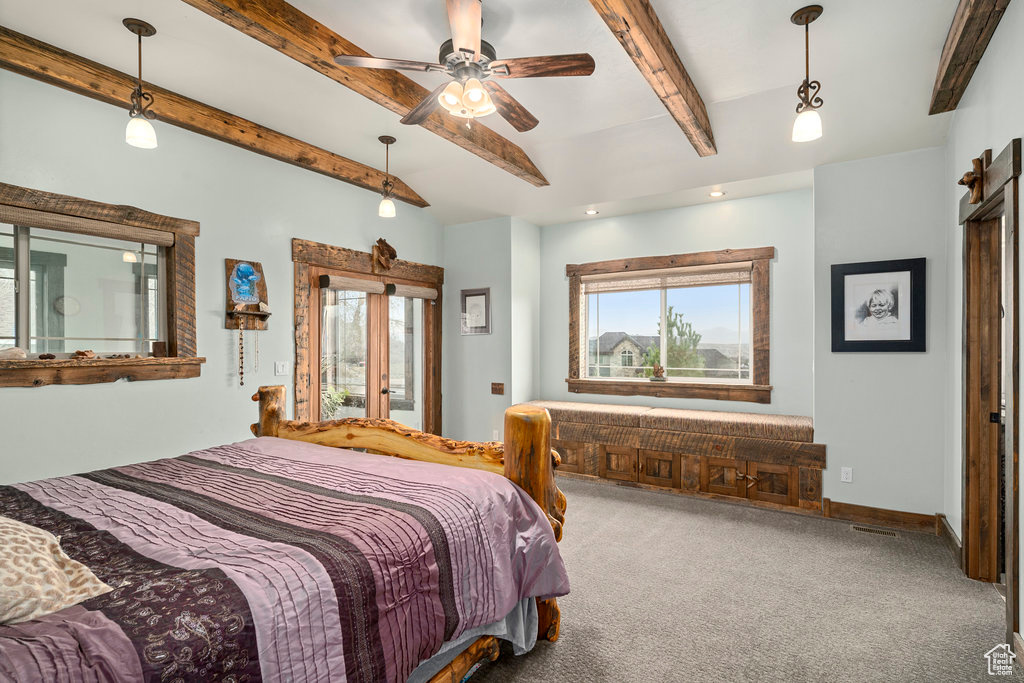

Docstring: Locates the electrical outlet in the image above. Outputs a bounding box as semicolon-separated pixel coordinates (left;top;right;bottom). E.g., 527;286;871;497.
492;429;500;441
274;361;289;376
840;467;853;483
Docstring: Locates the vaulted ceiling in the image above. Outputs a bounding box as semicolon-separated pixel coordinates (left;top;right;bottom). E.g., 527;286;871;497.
1;0;957;225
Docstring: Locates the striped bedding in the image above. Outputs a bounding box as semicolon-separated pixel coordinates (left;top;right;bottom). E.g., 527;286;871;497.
0;437;570;682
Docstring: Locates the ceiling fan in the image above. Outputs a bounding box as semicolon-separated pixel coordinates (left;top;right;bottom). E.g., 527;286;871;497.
333;0;595;132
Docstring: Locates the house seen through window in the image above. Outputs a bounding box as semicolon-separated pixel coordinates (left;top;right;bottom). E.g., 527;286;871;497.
0;225;164;356
584;264;752;383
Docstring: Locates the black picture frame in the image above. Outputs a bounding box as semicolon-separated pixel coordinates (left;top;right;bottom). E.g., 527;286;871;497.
831;257;926;352
460;287;491;335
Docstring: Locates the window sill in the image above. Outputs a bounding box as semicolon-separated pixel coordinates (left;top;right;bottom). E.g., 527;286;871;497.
565;378;772;404
0;356;205;388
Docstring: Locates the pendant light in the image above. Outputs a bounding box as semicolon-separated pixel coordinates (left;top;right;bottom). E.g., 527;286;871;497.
123;18;158;149
378;135;397;218
791;5;823;143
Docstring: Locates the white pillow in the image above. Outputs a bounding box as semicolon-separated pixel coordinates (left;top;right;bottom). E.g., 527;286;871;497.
0;514;112;624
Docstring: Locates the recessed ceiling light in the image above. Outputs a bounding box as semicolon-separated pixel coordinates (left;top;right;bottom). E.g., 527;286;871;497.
708;191;725;198
585;209;599;215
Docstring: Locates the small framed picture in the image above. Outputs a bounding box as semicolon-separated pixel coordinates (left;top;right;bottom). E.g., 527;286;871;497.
831;258;926;352
460;288;491;335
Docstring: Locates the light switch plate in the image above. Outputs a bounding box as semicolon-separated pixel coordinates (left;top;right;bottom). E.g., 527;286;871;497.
274;361;289;376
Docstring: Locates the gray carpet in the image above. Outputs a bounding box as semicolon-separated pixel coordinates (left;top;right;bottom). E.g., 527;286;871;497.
475;477;1019;682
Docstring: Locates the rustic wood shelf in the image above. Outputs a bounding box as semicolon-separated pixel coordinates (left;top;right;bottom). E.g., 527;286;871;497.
0;356;205;387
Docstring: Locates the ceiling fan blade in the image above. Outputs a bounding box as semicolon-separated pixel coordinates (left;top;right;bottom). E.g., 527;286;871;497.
483;81;539;132
334;54;446;73
489;53;595;79
401;82;449;126
447;0;482;58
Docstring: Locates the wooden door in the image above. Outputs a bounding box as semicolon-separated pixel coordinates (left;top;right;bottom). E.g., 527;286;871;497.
309;266;441;433
638;450;680;488
701;457;746;497
964;218;1002;582
599;445;638;482
747;462;799;506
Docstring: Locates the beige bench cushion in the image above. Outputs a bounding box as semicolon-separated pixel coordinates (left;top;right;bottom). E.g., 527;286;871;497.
640;408;813;442
528;400;813;443
528;400;645;427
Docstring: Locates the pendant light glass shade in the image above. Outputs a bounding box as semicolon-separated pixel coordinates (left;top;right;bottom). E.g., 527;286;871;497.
462;78;486;106
126;115;158;149
439;81;464;109
791;109;822;142
378;197;396;218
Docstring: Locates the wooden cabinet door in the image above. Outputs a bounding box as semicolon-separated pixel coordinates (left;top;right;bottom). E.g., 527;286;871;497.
700;457;746;497
746;462;798;506
552;439;583;474
599;445;638;482
638;450;679;488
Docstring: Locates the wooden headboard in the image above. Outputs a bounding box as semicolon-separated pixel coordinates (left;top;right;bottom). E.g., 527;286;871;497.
250;385;566;542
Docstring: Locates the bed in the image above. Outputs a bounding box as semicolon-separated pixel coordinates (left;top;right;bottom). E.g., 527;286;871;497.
0;386;569;682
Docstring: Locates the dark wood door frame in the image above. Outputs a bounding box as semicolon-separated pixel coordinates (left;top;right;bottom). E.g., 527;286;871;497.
291;239;443;434
959;139;1021;643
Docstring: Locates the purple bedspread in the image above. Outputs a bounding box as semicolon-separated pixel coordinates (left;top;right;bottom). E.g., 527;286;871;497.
0;437;569;682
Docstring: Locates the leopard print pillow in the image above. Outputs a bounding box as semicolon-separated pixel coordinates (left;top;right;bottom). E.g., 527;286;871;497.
0;514;112;624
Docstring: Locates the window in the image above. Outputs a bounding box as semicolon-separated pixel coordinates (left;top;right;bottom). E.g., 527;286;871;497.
0;182;203;387
1;226;164;355
567;247;773;403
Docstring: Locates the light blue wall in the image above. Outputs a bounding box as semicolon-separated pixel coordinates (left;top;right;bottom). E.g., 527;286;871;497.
813;147;948;514
441;217;513;441
0;71;443;484
537;190;815;416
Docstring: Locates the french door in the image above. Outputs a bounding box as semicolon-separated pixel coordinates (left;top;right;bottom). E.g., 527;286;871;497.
309;266;440;432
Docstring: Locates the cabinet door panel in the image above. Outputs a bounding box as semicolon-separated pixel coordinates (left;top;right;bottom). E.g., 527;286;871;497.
700;457;746;497
747;462;798;506
552;439;583;474
638;450;679;488
600;445;638;482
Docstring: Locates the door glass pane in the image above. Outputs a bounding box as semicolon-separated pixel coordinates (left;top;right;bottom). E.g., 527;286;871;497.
389;296;423;430
320;289;368;419
0;228;13;348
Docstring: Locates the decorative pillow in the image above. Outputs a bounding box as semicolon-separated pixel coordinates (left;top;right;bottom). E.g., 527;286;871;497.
0;514;112;624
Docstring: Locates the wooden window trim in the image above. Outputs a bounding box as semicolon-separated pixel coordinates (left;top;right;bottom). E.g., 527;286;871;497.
0;183;202;387
566;246;773;403
292;238;443;433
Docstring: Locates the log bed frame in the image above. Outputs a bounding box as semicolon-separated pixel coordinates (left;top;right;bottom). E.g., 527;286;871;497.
250;385;567;682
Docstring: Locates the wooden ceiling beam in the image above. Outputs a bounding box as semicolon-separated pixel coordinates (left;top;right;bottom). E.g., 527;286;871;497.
180;0;549;187
588;0;716;157
0;26;428;207
930;0;1011;115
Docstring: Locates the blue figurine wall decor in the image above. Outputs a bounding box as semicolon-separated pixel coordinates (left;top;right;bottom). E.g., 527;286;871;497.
225;259;271;386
